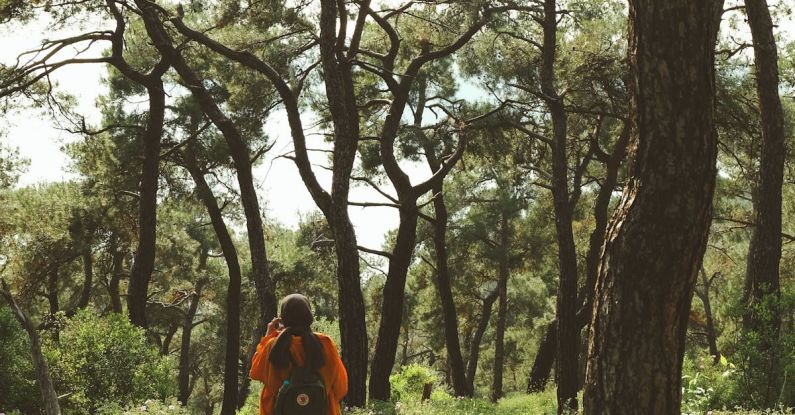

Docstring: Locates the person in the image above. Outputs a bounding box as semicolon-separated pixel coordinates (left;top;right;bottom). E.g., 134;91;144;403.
250;293;348;415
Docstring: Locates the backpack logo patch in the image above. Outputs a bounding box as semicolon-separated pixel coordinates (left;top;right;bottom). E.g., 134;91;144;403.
296;393;310;406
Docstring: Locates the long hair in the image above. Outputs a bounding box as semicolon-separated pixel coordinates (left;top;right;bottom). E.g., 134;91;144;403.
268;294;325;371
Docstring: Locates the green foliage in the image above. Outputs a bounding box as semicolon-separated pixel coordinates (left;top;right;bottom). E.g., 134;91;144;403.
389;364;442;403
682;353;739;414
0;306;40;413
44;310;176;414
96;398;190;415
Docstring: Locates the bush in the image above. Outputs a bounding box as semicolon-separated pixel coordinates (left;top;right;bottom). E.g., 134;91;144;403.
0;306;40;413
44;309;176;414
681;352;739;413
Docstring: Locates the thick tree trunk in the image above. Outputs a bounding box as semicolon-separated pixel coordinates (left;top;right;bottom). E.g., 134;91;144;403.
540;1;578;411
369;205;419;401
1;283;61;415
127;82;165;328
742;0;786;405
179;277;205;405
466;290;498;393
184;145;243;415
490;213;510;403
583;1;723;413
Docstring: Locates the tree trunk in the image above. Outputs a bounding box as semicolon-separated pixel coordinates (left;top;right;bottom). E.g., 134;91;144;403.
742;0;785;405
583;1;723;413
179;277;205;405
127;82;165;328
466;289;498;393
1;282;61;415
318;0;369;405
490;213;510;403
77;249;93;309
108;239;124;314
527;320;557;393
183;145;243;415
47;268;59;315
526;124;630;393
696;268;720;365
540;0;578;411
429;182;470;397
369;204;419;401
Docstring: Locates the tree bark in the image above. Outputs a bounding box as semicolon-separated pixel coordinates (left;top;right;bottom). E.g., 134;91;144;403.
696;268;720;365
490;213;510;403
179;276;206;405
108;239;124;314
77;249;93;309
527;320;557;393
466;289;498;393
583;1;723;413
369;204;419;400
127;82;165;328
540;0;578;411
742;0;786;405
1;281;62;415
428;181;470;397
183;144;243;415
527;123;629;393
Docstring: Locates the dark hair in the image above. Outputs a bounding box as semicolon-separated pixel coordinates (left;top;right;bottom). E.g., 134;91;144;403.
268;294;325;371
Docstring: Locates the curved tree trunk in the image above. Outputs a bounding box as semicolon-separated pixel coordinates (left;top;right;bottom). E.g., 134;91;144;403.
178;276;206;405
127;82;165;328
108;238;124;314
742;0;786;405
369;205;419;400
77;249;93;309
428;182;470;397
466;289;498;393
183;145;243;415
527;123;629;394
1;281;61;415
583;1;723;412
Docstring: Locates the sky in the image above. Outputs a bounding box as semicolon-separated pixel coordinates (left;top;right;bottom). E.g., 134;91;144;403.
1;2;793;252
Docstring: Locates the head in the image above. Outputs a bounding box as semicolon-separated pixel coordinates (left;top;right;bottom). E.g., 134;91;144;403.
268;293;325;370
279;293;313;329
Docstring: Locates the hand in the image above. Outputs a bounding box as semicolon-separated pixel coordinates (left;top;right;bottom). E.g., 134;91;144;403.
266;317;282;337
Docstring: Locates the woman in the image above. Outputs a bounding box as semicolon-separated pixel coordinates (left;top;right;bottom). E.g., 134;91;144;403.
250;293;348;415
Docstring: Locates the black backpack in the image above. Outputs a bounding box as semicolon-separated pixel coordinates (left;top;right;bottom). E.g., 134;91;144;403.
273;361;327;415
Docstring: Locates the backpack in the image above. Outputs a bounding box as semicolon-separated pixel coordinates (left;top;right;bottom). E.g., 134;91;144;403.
273;361;327;415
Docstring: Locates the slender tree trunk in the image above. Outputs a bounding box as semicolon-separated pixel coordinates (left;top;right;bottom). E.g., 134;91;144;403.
743;0;786;405
540;0;578;411
491;213;510;403
108;240;124;314
47;268;59;315
429;182;470;397
1;282;61;415
583;1;723;412
77;249;93;309
370;205;419;401
179;276;206;405
319;0;369;405
127;82;165;328
527;124;630;393
696;268;720;365
183;145;243;415
527;320;557;393
467;290;498;393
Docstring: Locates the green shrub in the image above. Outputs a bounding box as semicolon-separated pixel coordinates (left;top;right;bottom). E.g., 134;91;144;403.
681;352;740;413
0;306;40;413
96;398;190;414
44;309;176;414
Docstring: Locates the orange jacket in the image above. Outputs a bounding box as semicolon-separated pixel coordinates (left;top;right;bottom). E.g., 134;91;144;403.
249;331;348;415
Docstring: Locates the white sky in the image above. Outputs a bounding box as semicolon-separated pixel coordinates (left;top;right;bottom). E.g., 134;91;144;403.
1;3;794;252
